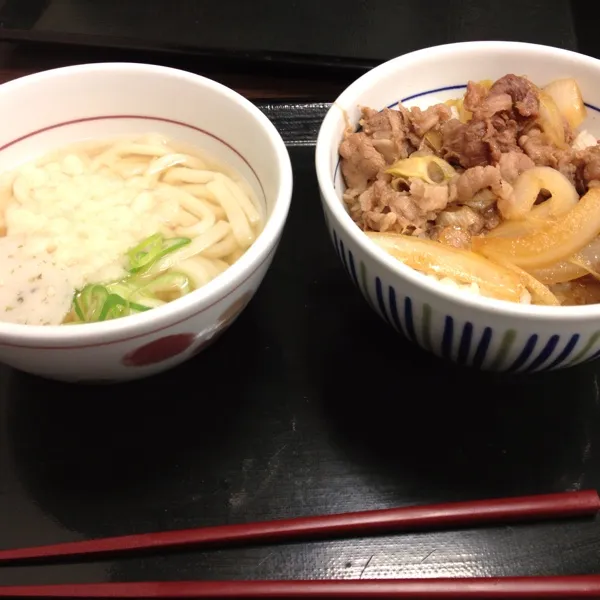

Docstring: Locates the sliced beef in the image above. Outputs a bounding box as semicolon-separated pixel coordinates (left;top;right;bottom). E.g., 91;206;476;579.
455;165;514;221
551;276;600;306
464;80;512;120
519;129;566;168
463;81;489;115
351;177;453;235
498;151;535;183
456;165;506;202
359;106;416;163
488;74;539;118
487;113;521;156
409;178;452;213
436;205;485;233
441;114;521;169
410;104;452;137
441;118;493;168
339;132;386;197
575;145;600;188
443;75;540;169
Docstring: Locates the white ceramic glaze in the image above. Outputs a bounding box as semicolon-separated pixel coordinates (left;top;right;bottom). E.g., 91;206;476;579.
316;41;600;372
0;63;293;382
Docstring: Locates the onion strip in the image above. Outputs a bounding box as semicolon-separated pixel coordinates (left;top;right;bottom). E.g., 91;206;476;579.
482;252;560;306
544;78;587;129
529;237;600;284
473;187;600;270
367;232;526;302
498;166;579;221
536;91;569;150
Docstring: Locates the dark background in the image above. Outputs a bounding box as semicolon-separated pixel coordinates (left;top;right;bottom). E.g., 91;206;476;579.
2;0;600;589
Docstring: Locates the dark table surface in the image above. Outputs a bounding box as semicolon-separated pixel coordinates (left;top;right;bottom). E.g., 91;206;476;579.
3;0;600;590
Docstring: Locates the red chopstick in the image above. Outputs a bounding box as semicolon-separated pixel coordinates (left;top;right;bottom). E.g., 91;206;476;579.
0;490;597;563
2;577;600;598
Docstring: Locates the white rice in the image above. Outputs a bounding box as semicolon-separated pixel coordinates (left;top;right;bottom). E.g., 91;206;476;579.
572;129;598;150
426;274;532;304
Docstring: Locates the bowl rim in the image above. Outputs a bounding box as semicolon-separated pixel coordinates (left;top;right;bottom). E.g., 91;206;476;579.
0;61;293;344
316;40;600;322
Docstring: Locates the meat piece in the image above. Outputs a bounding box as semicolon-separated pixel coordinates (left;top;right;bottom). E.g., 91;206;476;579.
464;80;512;120
409;178;451;213
498;151;535;183
482;93;513;118
410;103;452;136
339;132;386;196
463;81;489;115
441;113;521;169
441;76;538;169
442;118;492;168
551;276;600;306
436;205;485;233
455;165;516;221
519;129;566;168
488;74;539;118
362;180;426;233
487;113;520;156
360;107;414;163
576;145;600;186
561;144;600;194
456;165;504;202
350;177;453;236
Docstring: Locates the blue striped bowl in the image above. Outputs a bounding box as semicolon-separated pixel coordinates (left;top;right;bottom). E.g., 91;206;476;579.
316;41;600;372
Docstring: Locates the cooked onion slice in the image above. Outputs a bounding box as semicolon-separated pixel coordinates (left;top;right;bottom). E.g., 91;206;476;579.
498;166;579;221
367;232;526;302
386;156;456;184
537;91;569;149
473;187;600;269
483;252;559;305
528;236;600;284
484;215;546;239
544;78;587;129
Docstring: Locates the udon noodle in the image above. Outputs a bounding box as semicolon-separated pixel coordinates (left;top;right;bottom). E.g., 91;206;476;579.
0;133;263;325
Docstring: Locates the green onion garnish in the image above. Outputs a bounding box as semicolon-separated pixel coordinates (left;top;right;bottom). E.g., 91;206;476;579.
74;284;109;322
69;232;194;324
127;233;191;274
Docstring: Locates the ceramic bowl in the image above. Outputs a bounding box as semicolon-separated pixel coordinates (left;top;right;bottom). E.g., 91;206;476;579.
316;41;600;373
0;63;293;382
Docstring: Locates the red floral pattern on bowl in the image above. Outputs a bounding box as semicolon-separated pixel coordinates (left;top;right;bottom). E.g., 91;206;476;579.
121;291;255;367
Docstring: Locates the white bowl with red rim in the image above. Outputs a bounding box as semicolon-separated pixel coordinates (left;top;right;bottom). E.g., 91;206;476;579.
316;41;600;373
0;63;293;382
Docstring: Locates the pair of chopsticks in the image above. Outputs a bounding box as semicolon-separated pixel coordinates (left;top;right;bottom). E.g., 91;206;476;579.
0;490;599;598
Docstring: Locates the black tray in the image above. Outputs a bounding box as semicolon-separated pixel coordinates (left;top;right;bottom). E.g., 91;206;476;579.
0;0;580;75
1;103;600;585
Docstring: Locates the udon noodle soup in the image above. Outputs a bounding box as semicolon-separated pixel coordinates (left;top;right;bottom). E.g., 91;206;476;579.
0;133;263;325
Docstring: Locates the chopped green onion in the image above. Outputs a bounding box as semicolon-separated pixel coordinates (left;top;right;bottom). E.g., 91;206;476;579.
72;285;152;323
68;233;195;324
74;284;109;322
127;233;191;274
136;271;192;301
98;293;129;321
129;301;152;313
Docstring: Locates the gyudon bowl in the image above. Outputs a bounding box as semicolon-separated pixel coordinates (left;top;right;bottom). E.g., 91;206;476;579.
0;63;292;382
316;41;600;372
